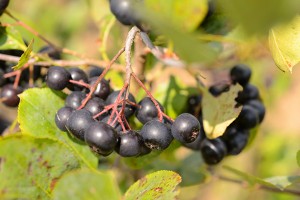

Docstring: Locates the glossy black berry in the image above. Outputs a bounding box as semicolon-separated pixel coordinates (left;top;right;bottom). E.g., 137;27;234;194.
65;91;86;109
221;125;249;155
109;0;141;27
135;97;164;124
235;84;259;104
106;90;136;118
236;105;259;129
38;45;61;60
140;120;173;150
46;66;71;90
171;113;201;143
65;109;95;141
182;128;205;150
0;84;22;107
85;121;118;156
84;97;106;116
0;0;9;15
88;66;104;78
0;68;6;86
67;68;88;91
200;138;227;165
55;106;74;132
208;83;230;97
89;77;111;100
245;99;265;123
230;64;251;86
115;130;143;157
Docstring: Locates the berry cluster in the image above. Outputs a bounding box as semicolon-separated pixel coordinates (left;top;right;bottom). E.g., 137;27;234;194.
51;66;204;157
185;64;265;165
0;46;60;107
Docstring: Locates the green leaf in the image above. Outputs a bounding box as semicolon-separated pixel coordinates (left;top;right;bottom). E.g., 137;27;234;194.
125;170;182;200
269;15;300;73
0;135;80;200
52;169;121;200
12;39;34;70
223;166;300;190
202;84;242;139
145;0;208;32
264;176;300;190
0;26;27;50
138;6;218;63
18;88;98;168
297;151;300;167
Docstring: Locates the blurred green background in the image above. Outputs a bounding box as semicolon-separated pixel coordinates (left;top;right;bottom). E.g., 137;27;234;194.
1;0;300;199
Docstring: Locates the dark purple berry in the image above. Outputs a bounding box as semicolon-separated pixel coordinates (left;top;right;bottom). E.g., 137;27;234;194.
115;130;143;157
245;99;265;123
65;109;95;141
135;97;164;124
0;84;22;107
236;105;259;129
84;97;106;116
230;64;251;86
106;90;136;118
187;94;202;115
0;0;9;15
209;83;230;97
88;66;104;78
38;45;61;60
65;91;86;109
235;84;259;104
171;113;201;143
140;120;173;150
85;121;118;156
67;68;88;91
89;77;111;100
183;127;205;150
55;106;74;132
200;138;227;165
46;66;71;90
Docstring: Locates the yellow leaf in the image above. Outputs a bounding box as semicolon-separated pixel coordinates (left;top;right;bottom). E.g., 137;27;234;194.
269;15;300;73
202;84;242;139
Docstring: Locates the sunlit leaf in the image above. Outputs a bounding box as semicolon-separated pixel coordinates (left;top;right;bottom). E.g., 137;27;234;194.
125;170;181;200
202;84;242;139
12;39;34;70
0;135;80;200
18;88;98;168
0;26;26;50
52;169;121;200
269;15;300;73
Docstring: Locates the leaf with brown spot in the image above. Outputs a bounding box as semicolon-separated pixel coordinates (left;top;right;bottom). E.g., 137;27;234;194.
0;135;80;199
125;170;182;200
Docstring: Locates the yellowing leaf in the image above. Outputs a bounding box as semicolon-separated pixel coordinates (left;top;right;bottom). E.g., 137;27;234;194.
269;15;300;73
202;84;242;139
13;39;34;70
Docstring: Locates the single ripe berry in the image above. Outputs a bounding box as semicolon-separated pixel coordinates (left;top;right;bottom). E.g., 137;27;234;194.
200;138;227;165
0;68;6;86
221;125;249;155
85;121;118;156
106;90;136;118
84;97;106;116
89;77;111;100
235;84;259;104
109;0;141;26
171;113;201;144
0;84;23;107
65;91;86;109
135;97;164;124
46;66;71;90
230;64;252;86
88;66;104;78
140;120;173;150
65;109;95;141
0;0;9;15
67;67;88;91
55;106;74;132
115;130;143;157
236;105;259;129
208;83;230;97
245;99;265;123
38;45;61;60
